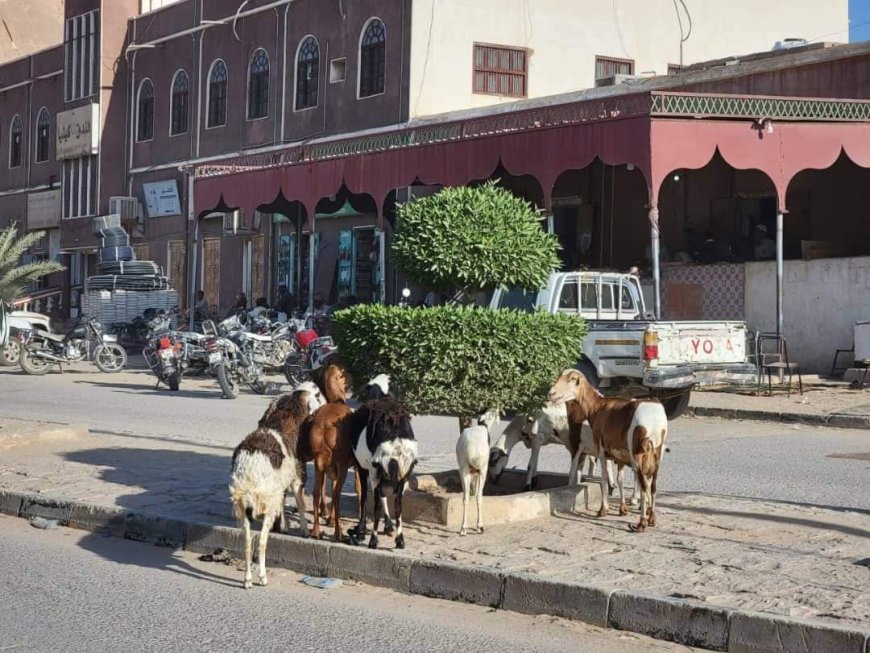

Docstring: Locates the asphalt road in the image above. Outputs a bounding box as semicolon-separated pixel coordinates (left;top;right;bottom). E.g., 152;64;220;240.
1;365;868;512
0;515;697;653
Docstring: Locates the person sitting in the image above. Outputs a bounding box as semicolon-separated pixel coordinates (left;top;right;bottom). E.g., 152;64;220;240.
273;284;295;321
226;293;247;319
192;290;209;325
249;297;269;319
753;224;776;260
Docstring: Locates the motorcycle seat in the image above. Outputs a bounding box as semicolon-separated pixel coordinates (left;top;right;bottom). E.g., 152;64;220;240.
245;332;272;342
36;330;65;342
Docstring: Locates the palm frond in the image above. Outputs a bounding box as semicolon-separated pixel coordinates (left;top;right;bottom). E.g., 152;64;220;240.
0;230;48;270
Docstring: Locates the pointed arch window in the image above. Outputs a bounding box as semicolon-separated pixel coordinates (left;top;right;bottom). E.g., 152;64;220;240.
9;115;23;167
36;108;50;163
295;36;319;111
248;49;270;120
207;59;228;128
170;70;189;135
137;79;154;141
359;18;385;98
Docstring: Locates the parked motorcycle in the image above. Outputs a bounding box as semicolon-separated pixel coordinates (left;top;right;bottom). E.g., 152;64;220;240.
18;317;127;375
282;313;339;386
203;316;270;399
246;312;295;371
142;310;184;391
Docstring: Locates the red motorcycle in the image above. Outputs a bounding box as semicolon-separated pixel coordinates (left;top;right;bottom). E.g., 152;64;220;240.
282;313;338;386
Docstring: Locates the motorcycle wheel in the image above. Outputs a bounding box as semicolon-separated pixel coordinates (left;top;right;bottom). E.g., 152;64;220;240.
0;341;20;366
19;345;52;375
94;344;127;373
167;372;181;392
216;364;238;399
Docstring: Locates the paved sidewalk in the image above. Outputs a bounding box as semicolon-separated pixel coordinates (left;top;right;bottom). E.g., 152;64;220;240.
1;416;867;630
688;376;870;429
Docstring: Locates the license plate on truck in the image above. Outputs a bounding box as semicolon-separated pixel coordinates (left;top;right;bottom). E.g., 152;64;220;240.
664;333;745;364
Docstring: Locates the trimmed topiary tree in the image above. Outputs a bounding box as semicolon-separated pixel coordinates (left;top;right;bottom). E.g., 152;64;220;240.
332;304;586;415
390;181;560;300
333;180;585;417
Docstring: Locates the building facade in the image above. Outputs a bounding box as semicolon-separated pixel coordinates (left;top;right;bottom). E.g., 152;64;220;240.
1;0;867;372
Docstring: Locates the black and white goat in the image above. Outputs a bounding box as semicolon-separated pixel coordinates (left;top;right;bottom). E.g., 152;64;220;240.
347;375;418;549
229;381;324;589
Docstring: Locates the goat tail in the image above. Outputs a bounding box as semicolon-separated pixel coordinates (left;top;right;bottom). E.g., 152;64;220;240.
229;484;269;523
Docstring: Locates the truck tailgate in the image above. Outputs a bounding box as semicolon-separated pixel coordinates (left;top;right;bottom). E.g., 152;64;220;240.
654;322;748;366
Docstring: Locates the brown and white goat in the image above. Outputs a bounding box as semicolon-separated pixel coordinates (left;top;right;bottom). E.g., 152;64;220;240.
548;369;668;532
230;381;325;589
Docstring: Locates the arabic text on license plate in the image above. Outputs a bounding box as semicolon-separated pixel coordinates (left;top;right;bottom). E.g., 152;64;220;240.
208;352;221;363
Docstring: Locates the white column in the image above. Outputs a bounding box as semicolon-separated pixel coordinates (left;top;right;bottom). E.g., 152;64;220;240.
649;206;661;319
776;210;784;336
308;222;316;313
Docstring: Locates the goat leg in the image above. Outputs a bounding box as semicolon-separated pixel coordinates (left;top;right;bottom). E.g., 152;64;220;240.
648;467;659;527
394;482;405;549
382;496;394;535
293;482;309;537
347;468;369;542
523;445;540;491
368;485;382;549
629;468;650;533
258;513;275;586
243;516;253;589
459;470;470;536
596;453;610;518
311;467;324;539
617;464;629;515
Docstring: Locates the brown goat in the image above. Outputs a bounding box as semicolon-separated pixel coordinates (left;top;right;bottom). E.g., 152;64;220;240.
318;362;350;404
548;369;668;532
299;402;357;540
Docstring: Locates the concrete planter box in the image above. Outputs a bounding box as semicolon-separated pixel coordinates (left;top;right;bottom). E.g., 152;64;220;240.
404;469;604;530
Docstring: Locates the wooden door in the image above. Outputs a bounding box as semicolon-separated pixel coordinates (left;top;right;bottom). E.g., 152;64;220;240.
202;238;220;317
167;240;187;308
251;234;265;300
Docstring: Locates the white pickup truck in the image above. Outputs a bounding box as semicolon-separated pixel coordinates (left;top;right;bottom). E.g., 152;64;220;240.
488;271;756;418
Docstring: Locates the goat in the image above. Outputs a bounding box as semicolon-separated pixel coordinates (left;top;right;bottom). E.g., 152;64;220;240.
456;409;499;535
488;404;623;496
548;369;668;532
347;378;418;549
317;362;350;404
230;382;325;589
298;401;356;541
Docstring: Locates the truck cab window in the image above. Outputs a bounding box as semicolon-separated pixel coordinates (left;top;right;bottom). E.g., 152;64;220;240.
499;287;536;312
580;282;597;311
558;280;579;311
600;284;614;310
620;284;636;312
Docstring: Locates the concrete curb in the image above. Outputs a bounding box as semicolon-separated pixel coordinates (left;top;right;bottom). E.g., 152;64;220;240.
2;490;868;652
687;406;870;430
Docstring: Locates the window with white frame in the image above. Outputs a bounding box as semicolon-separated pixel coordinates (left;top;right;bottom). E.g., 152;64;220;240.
65;10;100;102
62;156;98;218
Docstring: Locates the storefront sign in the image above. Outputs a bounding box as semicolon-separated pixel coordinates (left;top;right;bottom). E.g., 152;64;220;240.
26;189;62;230
143;180;182;217
56;104;100;160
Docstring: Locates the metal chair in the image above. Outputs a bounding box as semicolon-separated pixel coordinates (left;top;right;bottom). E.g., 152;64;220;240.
756;332;802;397
830;345;854;378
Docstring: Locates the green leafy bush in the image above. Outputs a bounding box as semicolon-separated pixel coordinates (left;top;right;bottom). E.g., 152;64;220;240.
332;304;586;416
391;181;560;297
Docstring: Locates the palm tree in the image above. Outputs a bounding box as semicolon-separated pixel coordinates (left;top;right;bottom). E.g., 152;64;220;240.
0;223;65;346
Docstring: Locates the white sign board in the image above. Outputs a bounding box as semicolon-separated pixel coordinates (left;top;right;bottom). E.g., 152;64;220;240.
27;190;62;230
143;180;181;217
56;104;100;160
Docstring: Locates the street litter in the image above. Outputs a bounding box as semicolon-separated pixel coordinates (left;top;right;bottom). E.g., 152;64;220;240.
198;548;237;565
29;517;58;529
301;575;343;589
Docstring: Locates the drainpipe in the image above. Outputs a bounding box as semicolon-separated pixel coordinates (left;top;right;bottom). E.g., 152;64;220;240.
187;170;197;318
280;3;289;141
776;209;784;336
648;205;661;319
308;219;316;312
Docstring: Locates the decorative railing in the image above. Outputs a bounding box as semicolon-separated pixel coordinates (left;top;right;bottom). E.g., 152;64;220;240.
196;91;870;179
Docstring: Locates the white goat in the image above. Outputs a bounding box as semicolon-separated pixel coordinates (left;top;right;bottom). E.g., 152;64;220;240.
456;409;499;535
229;382;325;589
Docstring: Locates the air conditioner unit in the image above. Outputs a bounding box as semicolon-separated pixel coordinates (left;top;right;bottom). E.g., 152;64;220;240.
595;74;641;88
